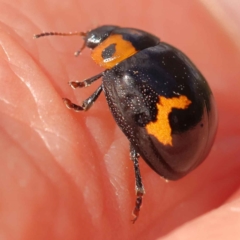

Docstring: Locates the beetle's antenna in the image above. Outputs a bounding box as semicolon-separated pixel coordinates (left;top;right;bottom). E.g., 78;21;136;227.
33;31;88;56
33;31;87;39
74;41;86;57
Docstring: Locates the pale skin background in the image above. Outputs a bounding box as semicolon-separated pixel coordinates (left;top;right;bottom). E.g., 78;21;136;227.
0;0;240;239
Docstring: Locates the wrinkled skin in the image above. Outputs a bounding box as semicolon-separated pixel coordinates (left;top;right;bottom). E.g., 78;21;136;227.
0;1;240;239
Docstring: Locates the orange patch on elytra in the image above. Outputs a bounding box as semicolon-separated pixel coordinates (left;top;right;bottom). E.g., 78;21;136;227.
146;96;191;146
91;34;137;69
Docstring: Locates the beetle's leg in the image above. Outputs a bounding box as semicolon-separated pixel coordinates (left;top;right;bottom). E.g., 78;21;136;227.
63;85;103;111
130;144;145;223
68;72;105;89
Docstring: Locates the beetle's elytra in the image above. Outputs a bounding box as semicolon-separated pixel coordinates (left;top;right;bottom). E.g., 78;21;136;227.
34;25;218;223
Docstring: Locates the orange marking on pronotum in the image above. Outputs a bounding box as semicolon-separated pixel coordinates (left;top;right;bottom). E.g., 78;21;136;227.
91;34;137;69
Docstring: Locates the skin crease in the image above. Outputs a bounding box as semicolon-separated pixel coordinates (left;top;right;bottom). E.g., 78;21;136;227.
0;0;240;239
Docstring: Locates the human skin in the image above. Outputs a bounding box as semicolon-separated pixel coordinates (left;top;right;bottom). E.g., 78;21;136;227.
0;0;240;239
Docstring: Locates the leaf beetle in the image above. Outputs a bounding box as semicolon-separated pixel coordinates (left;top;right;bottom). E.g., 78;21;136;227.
34;25;218;223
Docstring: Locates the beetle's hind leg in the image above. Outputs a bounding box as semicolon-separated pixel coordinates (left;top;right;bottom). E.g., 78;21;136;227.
63;85;103;111
130;144;145;223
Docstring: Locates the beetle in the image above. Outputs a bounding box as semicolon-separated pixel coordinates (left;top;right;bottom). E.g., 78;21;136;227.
34;25;218;223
